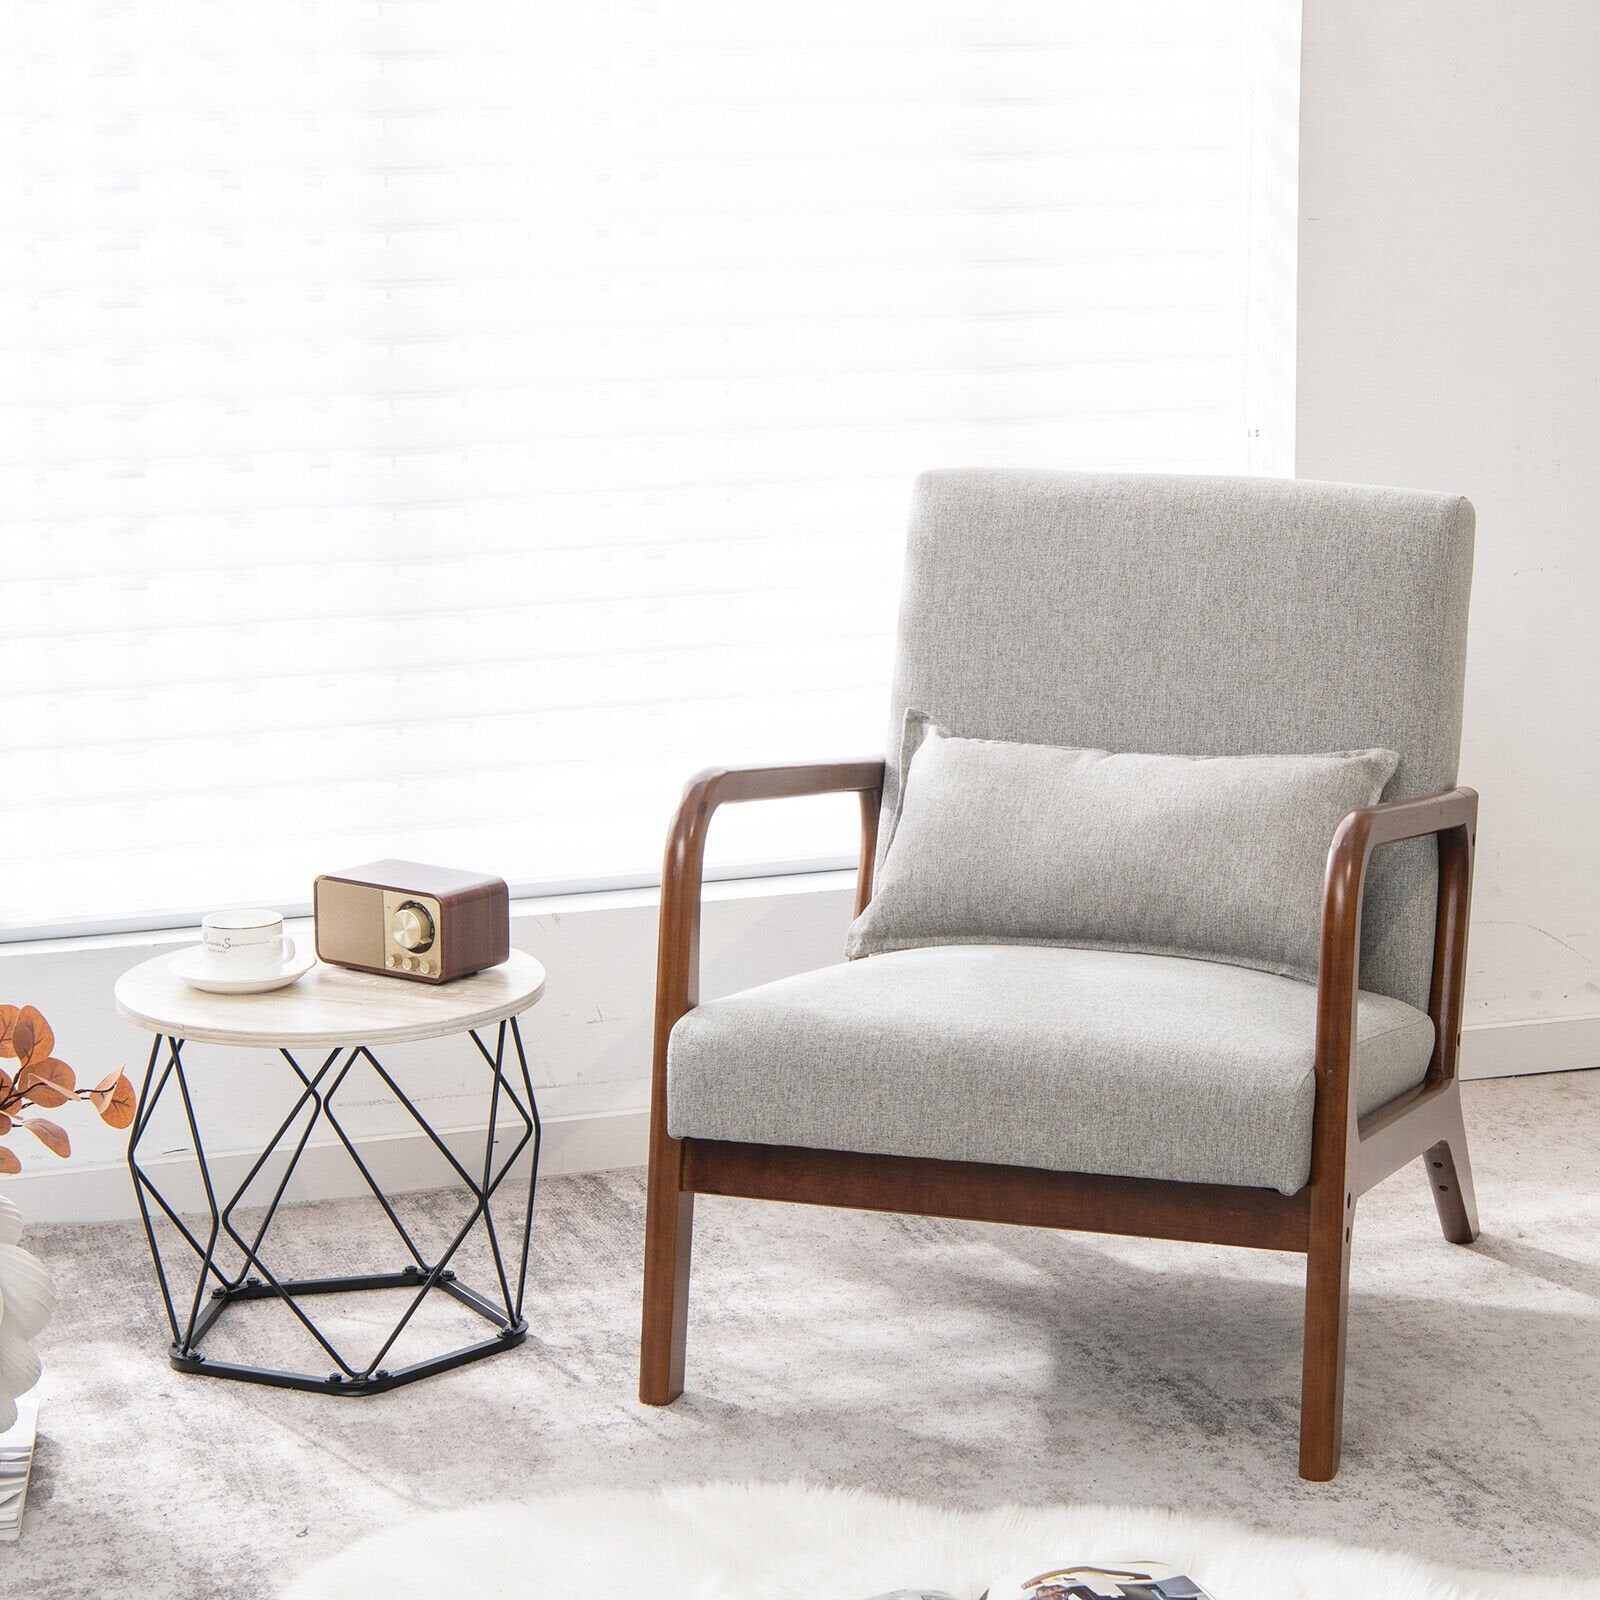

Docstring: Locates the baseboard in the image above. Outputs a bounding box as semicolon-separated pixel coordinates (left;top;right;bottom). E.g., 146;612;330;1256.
1460;1012;1600;1080
6;1106;649;1228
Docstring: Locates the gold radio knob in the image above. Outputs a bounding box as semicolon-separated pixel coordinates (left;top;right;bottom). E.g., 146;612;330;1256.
391;904;435;952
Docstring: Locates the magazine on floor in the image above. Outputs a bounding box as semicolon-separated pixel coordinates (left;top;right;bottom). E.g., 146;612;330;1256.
866;1563;1217;1600
0;1392;41;1543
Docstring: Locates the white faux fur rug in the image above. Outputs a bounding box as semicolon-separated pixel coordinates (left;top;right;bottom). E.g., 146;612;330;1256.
278;1482;1597;1600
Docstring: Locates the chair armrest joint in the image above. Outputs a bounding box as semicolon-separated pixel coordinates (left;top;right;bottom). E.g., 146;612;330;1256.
1310;788;1479;1189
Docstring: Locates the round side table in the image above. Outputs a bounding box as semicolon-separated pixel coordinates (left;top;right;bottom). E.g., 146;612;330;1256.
114;949;546;1395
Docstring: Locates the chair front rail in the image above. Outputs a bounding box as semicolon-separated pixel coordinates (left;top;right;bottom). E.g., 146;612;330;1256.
684;1138;1311;1253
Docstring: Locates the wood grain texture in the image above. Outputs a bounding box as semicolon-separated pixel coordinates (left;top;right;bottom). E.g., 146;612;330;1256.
683;1139;1311;1252
1299;785;1479;1480
442;876;513;981
314;863;510;984
640;758;885;1404
1426;1101;1480;1247
114;948;545;1048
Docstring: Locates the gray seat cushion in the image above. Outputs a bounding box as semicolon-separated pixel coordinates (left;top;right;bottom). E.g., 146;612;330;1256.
667;945;1435;1196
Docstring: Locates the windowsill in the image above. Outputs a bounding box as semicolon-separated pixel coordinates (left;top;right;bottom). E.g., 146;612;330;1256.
0;867;859;962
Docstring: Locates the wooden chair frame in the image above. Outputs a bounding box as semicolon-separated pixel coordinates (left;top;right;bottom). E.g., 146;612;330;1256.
639;758;1479;1481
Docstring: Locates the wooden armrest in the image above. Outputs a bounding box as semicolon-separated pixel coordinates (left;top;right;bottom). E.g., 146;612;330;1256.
654;758;886;1038
673;759;887;812
1327;787;1478;857
640;756;884;1403
1312;787;1478;1146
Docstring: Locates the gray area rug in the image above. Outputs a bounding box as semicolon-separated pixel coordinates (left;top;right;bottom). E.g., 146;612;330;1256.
7;1070;1600;1598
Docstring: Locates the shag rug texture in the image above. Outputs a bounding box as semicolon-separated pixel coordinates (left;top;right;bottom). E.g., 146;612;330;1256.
279;1481;1599;1600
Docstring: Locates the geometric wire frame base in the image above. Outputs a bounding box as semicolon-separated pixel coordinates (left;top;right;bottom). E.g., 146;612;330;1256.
127;1017;540;1396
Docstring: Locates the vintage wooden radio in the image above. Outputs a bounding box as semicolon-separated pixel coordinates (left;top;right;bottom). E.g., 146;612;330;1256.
313;860;509;984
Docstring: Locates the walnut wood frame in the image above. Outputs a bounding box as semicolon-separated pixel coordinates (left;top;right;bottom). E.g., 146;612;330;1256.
639;759;1479;1481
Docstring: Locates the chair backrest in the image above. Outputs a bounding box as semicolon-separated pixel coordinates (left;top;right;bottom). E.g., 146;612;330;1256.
885;470;1475;1010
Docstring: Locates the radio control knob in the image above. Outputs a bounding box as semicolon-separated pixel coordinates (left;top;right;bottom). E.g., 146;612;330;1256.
386;955;400;970
403;955;419;972
391;904;435;952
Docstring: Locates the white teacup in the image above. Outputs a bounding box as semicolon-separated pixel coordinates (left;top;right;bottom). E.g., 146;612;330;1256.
200;910;296;979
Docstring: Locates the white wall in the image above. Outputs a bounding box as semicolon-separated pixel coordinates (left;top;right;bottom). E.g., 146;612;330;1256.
1297;1;1600;1073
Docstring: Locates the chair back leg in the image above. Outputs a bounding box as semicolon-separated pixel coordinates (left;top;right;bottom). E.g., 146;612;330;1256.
1426;1093;1480;1245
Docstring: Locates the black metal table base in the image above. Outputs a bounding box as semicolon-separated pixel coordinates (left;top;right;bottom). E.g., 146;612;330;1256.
128;1018;540;1395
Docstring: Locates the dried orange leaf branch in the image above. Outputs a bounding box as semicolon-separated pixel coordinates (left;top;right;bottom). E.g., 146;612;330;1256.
0;1004;137;1171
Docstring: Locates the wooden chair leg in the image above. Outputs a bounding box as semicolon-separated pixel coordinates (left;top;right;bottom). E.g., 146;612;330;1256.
1425;1095;1480;1245
640;1161;694;1405
1299;1197;1354;1481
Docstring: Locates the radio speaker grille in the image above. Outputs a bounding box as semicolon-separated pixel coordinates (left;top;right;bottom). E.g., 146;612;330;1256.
314;879;386;967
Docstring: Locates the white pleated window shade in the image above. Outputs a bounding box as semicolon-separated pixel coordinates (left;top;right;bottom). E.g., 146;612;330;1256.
1;2;1299;938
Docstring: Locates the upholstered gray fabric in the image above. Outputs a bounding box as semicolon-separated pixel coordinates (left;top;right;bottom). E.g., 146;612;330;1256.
667;945;1436;1196
848;715;1398;981
883;471;1475;1010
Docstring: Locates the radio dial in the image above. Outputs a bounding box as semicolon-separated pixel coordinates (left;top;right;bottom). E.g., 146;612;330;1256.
391;904;436;952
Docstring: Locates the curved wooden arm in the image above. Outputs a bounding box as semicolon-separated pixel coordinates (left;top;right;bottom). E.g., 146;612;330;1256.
652;757;886;1083
641;757;884;1403
1298;786;1477;1480
1309;787;1478;1187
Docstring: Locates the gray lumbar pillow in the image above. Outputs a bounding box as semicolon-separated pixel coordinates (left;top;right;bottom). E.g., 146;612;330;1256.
846;714;1399;983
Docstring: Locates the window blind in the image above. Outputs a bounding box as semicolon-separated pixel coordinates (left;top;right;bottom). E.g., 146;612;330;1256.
0;1;1299;938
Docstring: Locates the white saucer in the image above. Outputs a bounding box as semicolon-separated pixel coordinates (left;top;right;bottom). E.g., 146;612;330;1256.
169;944;316;995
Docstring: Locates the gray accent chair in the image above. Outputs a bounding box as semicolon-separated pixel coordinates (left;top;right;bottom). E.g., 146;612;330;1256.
640;470;1480;1480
